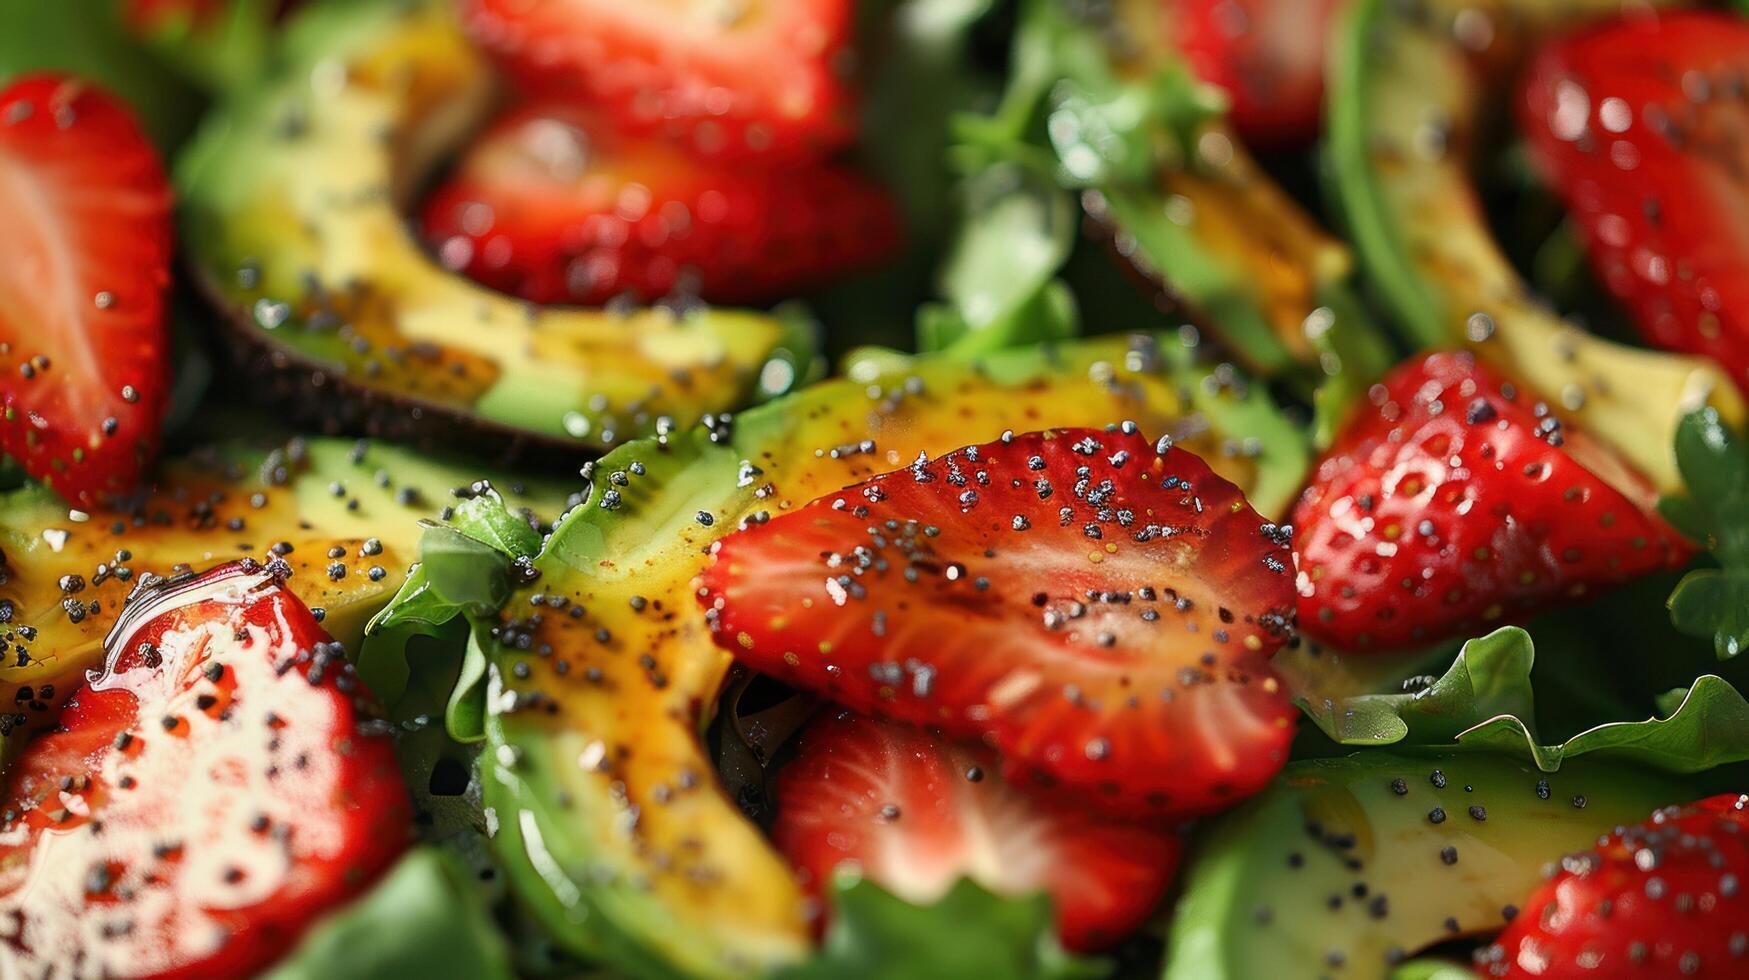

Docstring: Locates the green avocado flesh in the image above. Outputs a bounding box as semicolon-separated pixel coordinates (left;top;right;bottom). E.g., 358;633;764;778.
481;334;1308;978
0;437;572;734
1164;752;1689;980
175;0;809;451
1328;0;1743;494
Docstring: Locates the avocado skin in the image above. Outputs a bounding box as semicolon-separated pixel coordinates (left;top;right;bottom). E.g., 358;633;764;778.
1164;752;1691;980
1326;0;1742;494
481;334;1308;978
175;0;810;459
0;436;572;742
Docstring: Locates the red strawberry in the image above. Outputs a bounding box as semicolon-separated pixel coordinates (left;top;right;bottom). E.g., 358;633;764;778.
772;710;1182;952
697;427;1299;816
1480;793;1749;978
0;559;409;978
1518;12;1749;395
459;0;856;162
1171;0;1346;146
0;74;172;506
420;101;899;306
1293;351;1687;651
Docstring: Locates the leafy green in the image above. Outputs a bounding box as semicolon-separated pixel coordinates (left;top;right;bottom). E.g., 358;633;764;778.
1306;282;1399;448
1458;675;1749;773
0;0;200;149
263;849;514;980
362;491;542;713
126;0;277;92
1290;627;1534;747
774;875;1106;980
921;160;1079;354
1288;624;1749;774
1663;407;1749;660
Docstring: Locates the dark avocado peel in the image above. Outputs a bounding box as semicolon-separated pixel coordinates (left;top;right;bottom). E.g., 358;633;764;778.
1327;0;1745;494
0;435;573;742
175;0;816;461
1163;751;1692;980
394;334;1311;977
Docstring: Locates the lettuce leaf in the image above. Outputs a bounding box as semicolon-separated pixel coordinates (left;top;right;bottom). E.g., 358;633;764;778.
1662;407;1749;660
774;875;1106;980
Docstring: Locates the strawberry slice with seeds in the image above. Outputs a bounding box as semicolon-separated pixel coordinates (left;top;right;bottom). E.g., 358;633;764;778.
0;560;408;978
1481;793;1749;977
420;101;899;306
1172;0;1346;147
460;0;857;162
1293;351;1687;651
697;427;1298;815
773;710;1182;951
0;74;172;506
1518;12;1749;395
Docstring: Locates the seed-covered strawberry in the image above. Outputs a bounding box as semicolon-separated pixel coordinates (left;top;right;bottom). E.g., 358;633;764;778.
698;427;1298;815
1480;793;1749;978
0;74;172;505
460;0;857;162
773;710;1182;951
420;101;898;306
1519;12;1749;396
1293;351;1687;651
0;559;408;978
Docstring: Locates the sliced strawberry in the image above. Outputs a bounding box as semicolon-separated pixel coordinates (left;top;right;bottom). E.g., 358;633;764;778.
0;559;408;978
697;427;1298;815
1518;12;1749;395
772;710;1182;951
1171;0;1346;146
1293;351;1687;651
1481;793;1749;977
0;74;172;506
420;101;899;306
459;0;857;162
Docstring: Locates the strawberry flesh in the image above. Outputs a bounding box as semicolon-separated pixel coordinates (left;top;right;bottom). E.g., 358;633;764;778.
1519;12;1749;395
698;427;1298;815
420;101;899;306
0;74;172;506
772;710;1182;951
460;0;857;162
1171;0;1345;147
1483;793;1749;977
0;560;409;978
1293;351;1687;651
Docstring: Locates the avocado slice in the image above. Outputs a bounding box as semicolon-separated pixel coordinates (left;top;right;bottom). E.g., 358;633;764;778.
1327;0;1743;494
482;333;1308;977
981;0;1379;379
0;436;573;736
175;0;813;458
1164;751;1690;980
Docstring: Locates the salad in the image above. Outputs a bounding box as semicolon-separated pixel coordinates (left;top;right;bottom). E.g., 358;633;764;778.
3;0;1749;977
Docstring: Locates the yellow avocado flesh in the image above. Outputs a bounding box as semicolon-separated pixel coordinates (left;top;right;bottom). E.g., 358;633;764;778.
483;334;1309;977
0;438;572;731
1164;752;1689;980
175;0;803;448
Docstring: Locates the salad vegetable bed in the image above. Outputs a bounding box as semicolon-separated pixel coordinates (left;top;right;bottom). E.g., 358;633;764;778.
3;0;1749;977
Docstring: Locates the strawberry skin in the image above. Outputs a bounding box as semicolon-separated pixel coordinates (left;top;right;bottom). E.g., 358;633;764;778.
0;74;172;505
1481;793;1749;978
1171;0;1346;146
772;710;1182;952
420;101;899;306
460;0;857;162
1519;12;1749;395
698;427;1299;816
0;560;409;978
1293;351;1687;651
